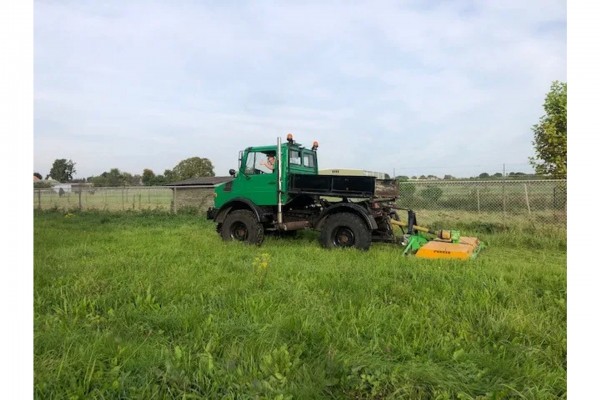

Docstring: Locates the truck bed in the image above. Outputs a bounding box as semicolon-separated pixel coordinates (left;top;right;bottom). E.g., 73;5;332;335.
288;174;397;198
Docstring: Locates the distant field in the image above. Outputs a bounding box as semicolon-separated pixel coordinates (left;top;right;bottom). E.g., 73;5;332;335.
34;211;566;399
33;180;567;230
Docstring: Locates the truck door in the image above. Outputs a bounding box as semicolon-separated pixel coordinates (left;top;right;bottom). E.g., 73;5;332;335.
240;150;278;206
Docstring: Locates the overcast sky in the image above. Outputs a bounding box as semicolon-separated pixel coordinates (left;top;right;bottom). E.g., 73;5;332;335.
33;0;566;179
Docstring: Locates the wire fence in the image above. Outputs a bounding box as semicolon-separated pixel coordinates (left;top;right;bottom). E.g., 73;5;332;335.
397;179;566;225
32;186;214;213
33;179;567;226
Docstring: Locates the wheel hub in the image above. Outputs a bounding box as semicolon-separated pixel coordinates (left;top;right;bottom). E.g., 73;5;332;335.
333;227;355;247
231;222;248;241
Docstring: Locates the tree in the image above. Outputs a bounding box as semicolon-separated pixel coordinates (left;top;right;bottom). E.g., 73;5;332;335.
153;174;168;185
49;159;76;182
172;157;215;181
530;81;567;178
142;169;156;185
443;175;455;180
34;172;43;180
478;172;490;179
163;169;177;183
122;172;141;186
493;172;503;178
90;168;127;187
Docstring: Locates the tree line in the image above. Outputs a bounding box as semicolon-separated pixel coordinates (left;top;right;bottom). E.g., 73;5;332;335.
35;157;215;187
395;172;538;181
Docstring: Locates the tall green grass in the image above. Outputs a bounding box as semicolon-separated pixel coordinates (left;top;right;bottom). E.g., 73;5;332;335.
34;211;566;399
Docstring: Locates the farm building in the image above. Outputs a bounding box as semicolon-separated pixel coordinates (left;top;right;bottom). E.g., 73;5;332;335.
51;182;93;195
169;176;232;211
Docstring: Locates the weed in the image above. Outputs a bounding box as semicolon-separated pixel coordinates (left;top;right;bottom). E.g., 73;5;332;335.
252;253;271;288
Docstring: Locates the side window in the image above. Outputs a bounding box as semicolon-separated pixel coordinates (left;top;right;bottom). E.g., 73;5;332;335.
303;152;315;168
256;152;271;173
290;150;301;165
245;152;257;174
246;151;274;174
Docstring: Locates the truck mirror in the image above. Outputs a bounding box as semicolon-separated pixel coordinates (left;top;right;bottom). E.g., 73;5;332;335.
229;169;236;176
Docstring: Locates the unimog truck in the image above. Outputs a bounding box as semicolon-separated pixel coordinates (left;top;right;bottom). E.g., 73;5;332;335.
207;134;483;259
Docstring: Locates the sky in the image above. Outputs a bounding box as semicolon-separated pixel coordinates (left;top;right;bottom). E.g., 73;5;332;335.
33;0;566;179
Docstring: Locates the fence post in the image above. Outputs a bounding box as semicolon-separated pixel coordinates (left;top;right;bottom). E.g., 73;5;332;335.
122;187;125;211
173;187;178;214
524;183;531;216
564;182;567;215
78;190;82;210
476;187;480;214
37;189;42;210
502;180;507;222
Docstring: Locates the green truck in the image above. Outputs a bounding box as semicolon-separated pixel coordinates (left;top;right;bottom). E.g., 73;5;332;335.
207;134;399;250
207;134;483;258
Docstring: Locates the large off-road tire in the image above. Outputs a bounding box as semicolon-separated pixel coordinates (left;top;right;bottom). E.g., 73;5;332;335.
319;212;372;250
220;210;265;245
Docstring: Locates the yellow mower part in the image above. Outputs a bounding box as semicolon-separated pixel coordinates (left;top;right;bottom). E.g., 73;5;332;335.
415;236;481;260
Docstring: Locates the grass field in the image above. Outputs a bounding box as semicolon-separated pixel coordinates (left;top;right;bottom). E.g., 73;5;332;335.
34;211;566;399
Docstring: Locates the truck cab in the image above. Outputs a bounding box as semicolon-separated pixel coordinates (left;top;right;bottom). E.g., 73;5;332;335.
213;136;318;208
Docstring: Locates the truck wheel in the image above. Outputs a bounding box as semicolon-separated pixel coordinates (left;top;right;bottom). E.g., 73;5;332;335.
319;212;372;250
220;210;265;245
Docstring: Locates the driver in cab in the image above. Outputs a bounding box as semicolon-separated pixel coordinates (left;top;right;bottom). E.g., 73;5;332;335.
260;153;277;172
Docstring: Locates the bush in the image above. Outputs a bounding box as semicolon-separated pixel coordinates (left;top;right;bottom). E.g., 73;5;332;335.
398;182;416;200
34;181;53;189
420;186;443;202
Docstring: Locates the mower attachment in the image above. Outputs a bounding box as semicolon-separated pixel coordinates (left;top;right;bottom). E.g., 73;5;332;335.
413;235;483;260
390;210;484;260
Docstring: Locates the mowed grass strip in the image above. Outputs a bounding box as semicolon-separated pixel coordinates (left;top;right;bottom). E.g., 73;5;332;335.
34;211;566;399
